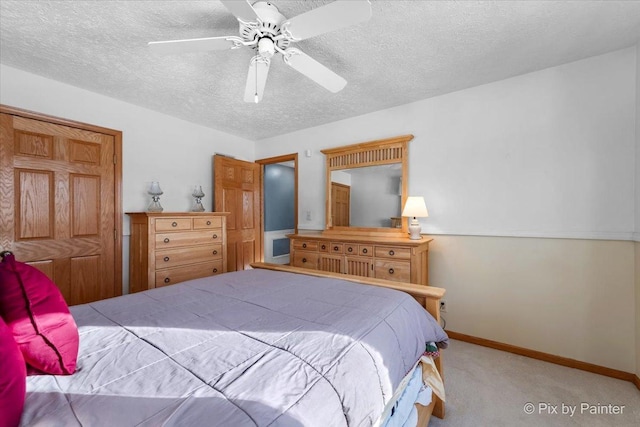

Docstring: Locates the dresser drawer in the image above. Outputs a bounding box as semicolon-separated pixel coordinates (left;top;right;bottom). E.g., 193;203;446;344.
345;243;372;257
359;245;373;257
156;230;222;248
155;260;223;287
155;218;192;232
318;242;329;252
344;243;358;255
156;244;223;268
292;240;318;251
374;260;411;282
375;246;411;260
330;243;344;254
292;251;319;269
193;217;222;229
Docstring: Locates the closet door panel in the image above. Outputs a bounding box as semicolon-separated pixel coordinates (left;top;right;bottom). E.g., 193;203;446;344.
0;112;118;305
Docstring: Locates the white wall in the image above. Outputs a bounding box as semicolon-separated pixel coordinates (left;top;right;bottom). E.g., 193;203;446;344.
257;49;635;241
0;64;255;292
255;48;638;372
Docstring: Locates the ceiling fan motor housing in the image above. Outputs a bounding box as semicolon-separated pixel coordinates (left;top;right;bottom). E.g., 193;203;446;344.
240;1;290;55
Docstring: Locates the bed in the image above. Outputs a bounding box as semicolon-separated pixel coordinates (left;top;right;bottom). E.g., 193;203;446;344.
20;263;448;426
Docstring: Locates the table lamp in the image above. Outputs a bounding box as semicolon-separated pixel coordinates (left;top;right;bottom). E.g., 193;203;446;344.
402;196;429;240
147;181;164;212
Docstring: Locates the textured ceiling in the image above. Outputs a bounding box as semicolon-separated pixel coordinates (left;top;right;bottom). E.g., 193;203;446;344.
1;1;640;140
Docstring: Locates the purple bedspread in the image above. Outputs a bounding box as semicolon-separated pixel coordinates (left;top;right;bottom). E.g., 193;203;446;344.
21;269;448;426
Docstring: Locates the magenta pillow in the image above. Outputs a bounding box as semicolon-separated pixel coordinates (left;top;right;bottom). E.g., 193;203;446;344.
0;252;79;375
0;315;26;427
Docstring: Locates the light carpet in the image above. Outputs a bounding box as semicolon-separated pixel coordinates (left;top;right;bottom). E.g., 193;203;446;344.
428;339;640;426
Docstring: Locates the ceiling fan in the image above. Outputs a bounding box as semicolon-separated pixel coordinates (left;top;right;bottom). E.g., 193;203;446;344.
148;0;372;103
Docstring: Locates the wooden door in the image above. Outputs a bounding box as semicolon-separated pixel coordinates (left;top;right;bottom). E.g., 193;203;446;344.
0;111;121;305
213;155;262;271
331;182;350;226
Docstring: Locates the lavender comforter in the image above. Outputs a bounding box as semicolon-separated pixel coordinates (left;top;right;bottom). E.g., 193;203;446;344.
22;269;448;427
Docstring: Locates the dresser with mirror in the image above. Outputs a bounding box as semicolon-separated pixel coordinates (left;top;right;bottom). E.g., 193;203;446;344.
288;135;433;286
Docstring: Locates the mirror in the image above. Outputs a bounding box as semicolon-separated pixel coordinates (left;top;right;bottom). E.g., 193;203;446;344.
322;134;412;233
330;164;402;228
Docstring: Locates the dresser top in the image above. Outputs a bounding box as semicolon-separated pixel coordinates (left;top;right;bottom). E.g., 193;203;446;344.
126;212;230;217
288;231;432;247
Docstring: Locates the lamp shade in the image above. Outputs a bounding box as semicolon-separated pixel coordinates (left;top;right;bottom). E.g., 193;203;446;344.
148;181;163;196
402;196;429;218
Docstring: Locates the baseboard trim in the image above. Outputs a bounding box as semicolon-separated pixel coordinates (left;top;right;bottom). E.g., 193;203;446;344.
446;331;638;389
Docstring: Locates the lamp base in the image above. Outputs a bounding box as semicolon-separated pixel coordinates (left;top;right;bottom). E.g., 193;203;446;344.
191;198;205;212
147;200;163;213
408;218;422;240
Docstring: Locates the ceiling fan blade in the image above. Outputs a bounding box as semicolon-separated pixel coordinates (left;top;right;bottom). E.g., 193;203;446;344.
148;36;243;55
220;0;260;23
244;56;271;103
283;0;372;41
283;48;346;93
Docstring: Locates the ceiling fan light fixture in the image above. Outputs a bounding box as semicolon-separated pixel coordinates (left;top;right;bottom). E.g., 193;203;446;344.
257;37;275;59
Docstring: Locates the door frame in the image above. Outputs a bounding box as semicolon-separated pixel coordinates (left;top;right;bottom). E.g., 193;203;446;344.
255;153;298;261
0;104;123;297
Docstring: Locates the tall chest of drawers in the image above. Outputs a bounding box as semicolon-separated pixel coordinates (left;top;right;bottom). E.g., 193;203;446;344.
288;232;432;286
127;212;228;293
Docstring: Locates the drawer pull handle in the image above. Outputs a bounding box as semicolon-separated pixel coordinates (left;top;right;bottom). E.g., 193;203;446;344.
212;234;218;239
212;250;218;255
348;247;353;252
163;238;170;243
302;258;307;263
333;246;339;251
388;268;395;274
389;250;395;256
362;248;368;254
206;220;211;225
302;243;307;248
171;222;178;227
163;256;170;262
164;277;171;284
321;245;326;250
213;268;218;273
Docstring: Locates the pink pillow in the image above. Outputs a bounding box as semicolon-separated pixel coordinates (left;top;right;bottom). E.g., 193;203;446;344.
0;252;79;375
0;315;26;427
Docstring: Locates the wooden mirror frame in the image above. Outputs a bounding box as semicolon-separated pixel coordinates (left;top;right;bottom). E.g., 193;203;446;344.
322;134;413;235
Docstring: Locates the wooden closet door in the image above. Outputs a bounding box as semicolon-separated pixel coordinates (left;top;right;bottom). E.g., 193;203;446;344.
213;155;262;272
0;113;118;305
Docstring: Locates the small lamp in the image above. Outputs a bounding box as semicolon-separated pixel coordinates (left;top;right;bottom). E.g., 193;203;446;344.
402;196;429;240
191;185;205;212
147;181;164;212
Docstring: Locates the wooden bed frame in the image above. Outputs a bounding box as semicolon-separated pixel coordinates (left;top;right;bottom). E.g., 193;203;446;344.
251;262;446;426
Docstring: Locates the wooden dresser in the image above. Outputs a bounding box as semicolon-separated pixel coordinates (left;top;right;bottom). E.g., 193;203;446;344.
127;212;228;293
288;232;432;285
